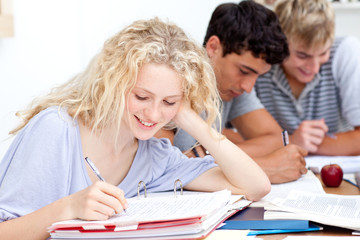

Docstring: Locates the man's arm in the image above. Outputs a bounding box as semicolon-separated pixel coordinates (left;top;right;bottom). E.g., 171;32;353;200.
314;126;360;156
288;119;360;155
222;128;244;144
228;108;283;157
156;129;207;158
322;37;360;155
215;124;309;183
154;129;175;144
227;108;308;184
252;145;308;184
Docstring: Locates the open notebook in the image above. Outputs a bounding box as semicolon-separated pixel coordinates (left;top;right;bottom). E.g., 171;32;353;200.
48;182;251;239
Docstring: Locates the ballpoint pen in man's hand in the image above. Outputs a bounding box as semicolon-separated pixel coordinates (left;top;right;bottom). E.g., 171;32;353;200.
282;130;289;146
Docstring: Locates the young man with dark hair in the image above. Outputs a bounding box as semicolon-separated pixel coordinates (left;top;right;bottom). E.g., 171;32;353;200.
159;1;308;184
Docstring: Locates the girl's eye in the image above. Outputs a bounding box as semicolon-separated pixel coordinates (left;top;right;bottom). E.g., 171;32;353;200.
164;100;176;106
135;95;147;101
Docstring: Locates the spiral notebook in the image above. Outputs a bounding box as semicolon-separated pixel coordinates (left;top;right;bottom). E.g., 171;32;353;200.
48;180;250;239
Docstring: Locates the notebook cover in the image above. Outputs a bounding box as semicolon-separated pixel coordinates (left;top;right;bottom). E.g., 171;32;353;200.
220;207;309;230
247;223;323;235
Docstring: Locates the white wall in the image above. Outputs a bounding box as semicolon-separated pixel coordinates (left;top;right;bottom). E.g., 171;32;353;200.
0;0;230;159
333;3;360;40
1;0;360;159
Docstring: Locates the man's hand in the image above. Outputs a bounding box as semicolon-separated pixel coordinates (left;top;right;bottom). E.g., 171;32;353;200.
290;119;328;153
256;144;308;184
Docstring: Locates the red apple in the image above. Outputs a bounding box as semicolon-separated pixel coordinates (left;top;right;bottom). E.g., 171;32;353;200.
320;164;343;187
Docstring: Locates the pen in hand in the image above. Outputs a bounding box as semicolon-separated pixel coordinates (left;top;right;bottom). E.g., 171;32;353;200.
84;157;128;214
282;130;289;146
85;157;106;181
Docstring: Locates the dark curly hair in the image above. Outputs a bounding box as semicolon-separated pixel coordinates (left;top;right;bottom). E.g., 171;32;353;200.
203;0;289;64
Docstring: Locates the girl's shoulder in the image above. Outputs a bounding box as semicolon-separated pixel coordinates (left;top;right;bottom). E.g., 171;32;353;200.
22;106;78;137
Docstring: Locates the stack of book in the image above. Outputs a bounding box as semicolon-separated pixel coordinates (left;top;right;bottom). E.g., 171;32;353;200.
48;190;251;239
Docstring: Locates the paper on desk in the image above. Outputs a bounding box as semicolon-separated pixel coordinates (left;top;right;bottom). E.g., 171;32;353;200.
266;190;360;231
305;155;360;173
251;171;325;207
147;191;247;206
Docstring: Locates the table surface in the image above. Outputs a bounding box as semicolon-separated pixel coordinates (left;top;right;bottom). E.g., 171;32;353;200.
255;174;360;239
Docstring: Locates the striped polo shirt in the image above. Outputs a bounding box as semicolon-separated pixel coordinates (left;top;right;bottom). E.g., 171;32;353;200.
254;37;360;134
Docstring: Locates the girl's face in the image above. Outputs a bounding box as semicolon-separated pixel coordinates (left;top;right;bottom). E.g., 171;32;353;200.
282;39;332;84
126;63;183;140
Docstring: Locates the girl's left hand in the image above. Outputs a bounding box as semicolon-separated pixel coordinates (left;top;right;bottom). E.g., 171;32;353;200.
172;101;199;131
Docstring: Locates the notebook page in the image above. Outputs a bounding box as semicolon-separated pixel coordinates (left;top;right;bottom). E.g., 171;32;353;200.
49;189;231;229
252;171;325;208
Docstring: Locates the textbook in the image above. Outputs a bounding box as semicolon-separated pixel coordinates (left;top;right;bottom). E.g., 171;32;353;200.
219;207;309;230
264;190;360;231
49;189;251;239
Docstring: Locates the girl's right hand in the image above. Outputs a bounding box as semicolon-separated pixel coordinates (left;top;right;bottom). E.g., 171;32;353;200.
66;181;127;221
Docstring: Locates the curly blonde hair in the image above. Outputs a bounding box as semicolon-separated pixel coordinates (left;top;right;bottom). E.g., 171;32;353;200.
11;17;221;142
275;0;335;49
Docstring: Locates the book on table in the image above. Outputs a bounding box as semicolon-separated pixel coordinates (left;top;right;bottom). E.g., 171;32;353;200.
219;206;323;235
48;189;251;239
264;190;360;231
219;207;309;230
251;170;360;232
